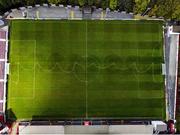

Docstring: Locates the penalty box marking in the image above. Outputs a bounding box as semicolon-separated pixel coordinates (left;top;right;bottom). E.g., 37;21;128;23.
10;40;36;99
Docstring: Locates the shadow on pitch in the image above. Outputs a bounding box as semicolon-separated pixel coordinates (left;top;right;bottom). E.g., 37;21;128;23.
6;108;17;122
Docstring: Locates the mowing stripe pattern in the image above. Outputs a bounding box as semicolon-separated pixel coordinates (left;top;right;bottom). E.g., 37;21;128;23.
7;20;165;120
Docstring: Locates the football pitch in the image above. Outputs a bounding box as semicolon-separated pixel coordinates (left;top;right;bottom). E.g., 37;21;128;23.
7;20;166;120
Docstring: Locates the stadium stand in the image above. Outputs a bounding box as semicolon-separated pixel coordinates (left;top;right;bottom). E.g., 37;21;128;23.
0;31;6;39
0;42;6;59
0;82;3;111
0;62;4;79
0;30;8;113
176;34;180;122
165;26;180;120
6;6;135;20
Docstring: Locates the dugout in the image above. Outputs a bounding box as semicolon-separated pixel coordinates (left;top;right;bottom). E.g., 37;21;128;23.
82;6;92;19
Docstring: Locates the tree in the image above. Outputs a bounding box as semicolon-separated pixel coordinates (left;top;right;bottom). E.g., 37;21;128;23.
25;0;35;5
172;4;180;19
0;0;27;14
109;0;117;10
118;0;125;11
101;0;108;9
87;0;94;6
78;0;85;6
134;0;150;14
94;0;101;7
68;0;79;5
124;0;134;12
36;0;48;4
118;0;134;12
48;0;60;4
149;0;180;19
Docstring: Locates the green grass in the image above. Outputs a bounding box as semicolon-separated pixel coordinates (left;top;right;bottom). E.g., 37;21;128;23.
7;20;165;120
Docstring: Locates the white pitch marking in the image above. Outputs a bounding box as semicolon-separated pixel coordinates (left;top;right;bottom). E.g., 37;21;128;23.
85;21;88;118
33;40;36;99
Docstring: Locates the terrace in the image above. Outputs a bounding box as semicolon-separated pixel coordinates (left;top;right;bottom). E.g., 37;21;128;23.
0;29;8;113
